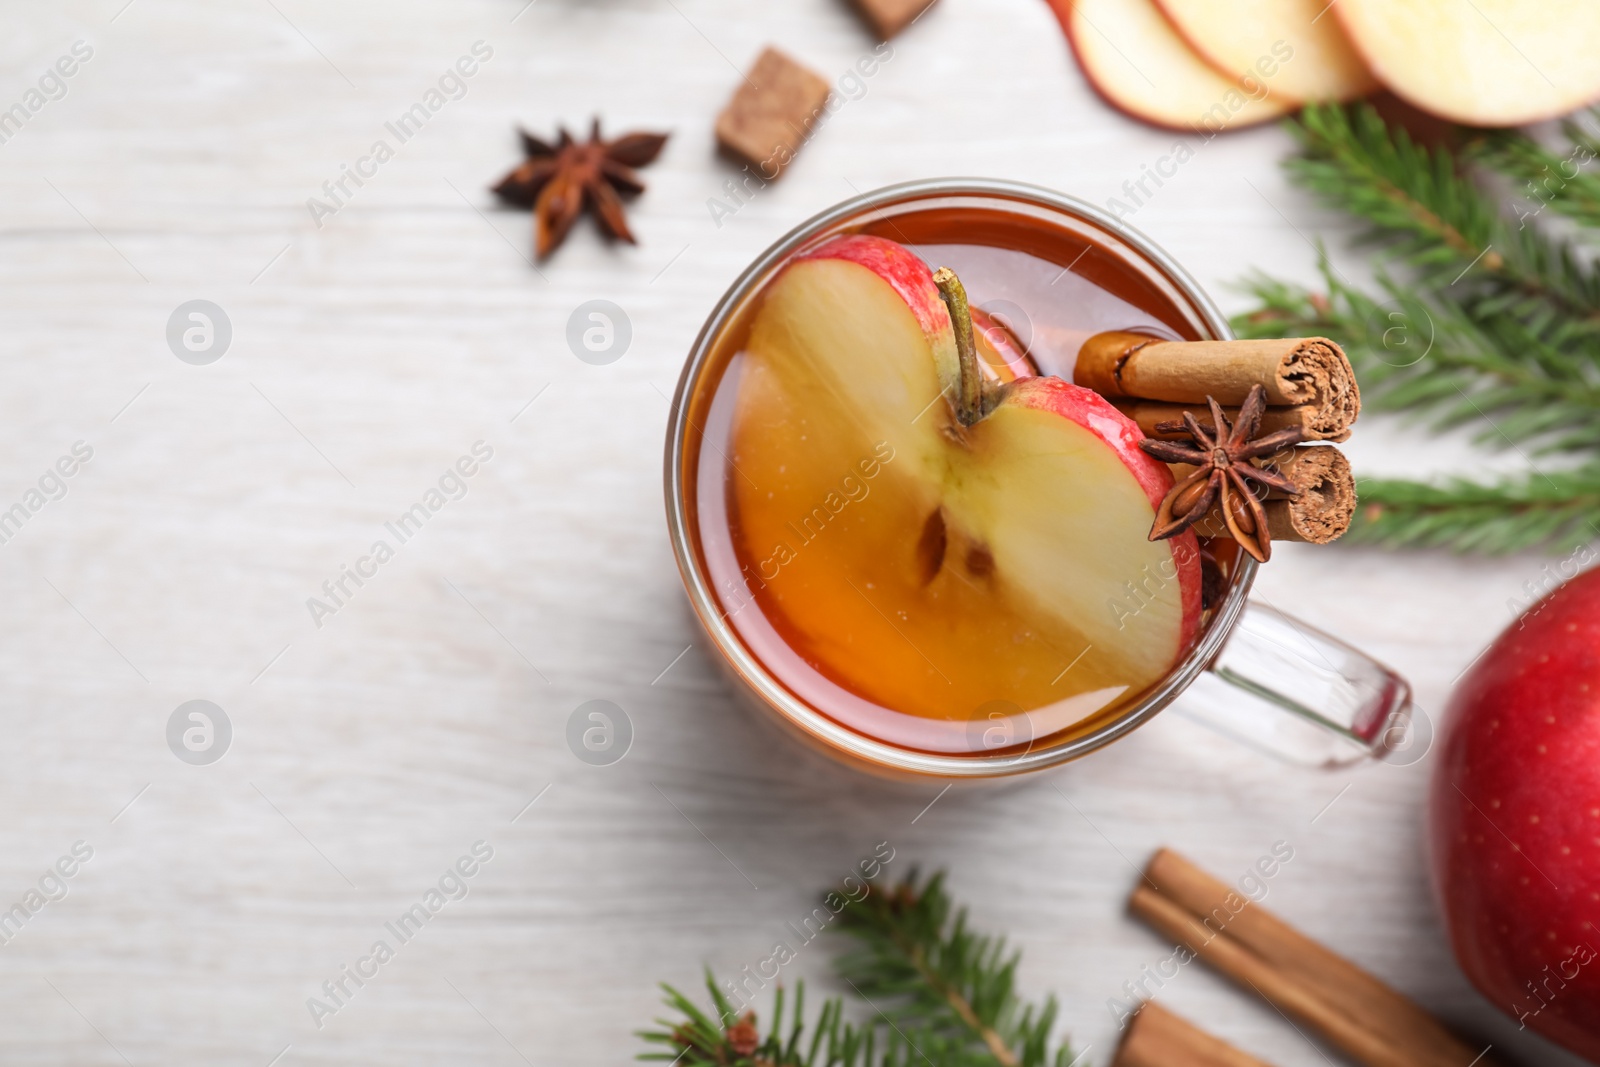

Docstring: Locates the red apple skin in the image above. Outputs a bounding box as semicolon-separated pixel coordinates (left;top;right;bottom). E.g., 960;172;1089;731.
1431;566;1600;1059
1006;375;1202;642
797;234;952;340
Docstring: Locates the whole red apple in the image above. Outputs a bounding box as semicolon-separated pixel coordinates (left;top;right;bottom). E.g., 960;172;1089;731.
1431;564;1600;1058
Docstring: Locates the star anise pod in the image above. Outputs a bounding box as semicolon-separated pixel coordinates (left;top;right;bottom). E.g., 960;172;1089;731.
1138;384;1305;563
491;119;668;259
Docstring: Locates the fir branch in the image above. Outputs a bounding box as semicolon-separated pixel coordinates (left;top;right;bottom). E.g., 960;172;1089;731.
1349;468;1600;554
1286;103;1499;276
1285;103;1600;333
637;873;1075;1067
1475;115;1600;231
833;873;1071;1067
638;974;959;1067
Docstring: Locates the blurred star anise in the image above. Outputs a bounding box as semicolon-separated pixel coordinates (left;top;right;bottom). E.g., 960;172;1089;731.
491;119;669;259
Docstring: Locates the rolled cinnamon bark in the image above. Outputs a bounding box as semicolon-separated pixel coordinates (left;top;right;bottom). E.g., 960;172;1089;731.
1134;850;1500;1067
1119;400;1351;443
1261;446;1356;543
1114;1001;1275;1067
1079;332;1360;438
1169;445;1355;545
1130;886;1417;1067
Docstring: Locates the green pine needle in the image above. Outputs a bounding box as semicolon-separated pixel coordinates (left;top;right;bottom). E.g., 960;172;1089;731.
637;872;1075;1067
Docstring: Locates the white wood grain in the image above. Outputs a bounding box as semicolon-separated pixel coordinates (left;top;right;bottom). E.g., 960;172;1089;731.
0;1;1583;1064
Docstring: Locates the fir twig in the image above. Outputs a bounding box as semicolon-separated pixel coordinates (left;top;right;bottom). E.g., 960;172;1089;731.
1285;103;1600;331
637;873;1075;1067
1475;113;1600;231
1350;469;1600;554
833;873;1071;1067
1285;103;1499;279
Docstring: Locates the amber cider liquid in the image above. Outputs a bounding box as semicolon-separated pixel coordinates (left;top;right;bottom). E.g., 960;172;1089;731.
684;203;1234;757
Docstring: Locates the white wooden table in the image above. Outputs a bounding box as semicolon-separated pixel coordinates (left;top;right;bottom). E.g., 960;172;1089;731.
0;1;1581;1064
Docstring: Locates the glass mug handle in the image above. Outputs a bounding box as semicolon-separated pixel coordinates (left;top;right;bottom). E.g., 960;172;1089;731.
1172;601;1415;767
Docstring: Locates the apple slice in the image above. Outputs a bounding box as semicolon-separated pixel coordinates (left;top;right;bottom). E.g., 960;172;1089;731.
1052;0;1293;132
726;234;1201;726
1334;0;1600;125
1153;0;1378;104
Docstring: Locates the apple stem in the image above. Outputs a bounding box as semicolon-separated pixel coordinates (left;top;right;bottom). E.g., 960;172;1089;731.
933;266;984;427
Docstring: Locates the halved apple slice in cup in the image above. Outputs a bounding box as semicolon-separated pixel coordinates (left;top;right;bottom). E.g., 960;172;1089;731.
726;234;1202;735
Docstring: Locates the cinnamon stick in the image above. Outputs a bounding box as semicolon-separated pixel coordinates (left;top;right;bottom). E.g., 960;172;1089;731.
1078;332;1360;439
1169;446;1356;545
1131;886;1413;1067
1114;1002;1276;1067
1132;850;1499;1067
1144;850;1445;1054
1119;400;1350;443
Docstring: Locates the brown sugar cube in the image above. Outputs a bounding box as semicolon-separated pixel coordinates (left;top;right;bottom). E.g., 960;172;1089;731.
715;47;831;180
850;0;937;39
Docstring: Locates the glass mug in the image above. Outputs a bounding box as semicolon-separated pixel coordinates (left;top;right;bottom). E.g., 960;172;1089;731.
664;179;1411;779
